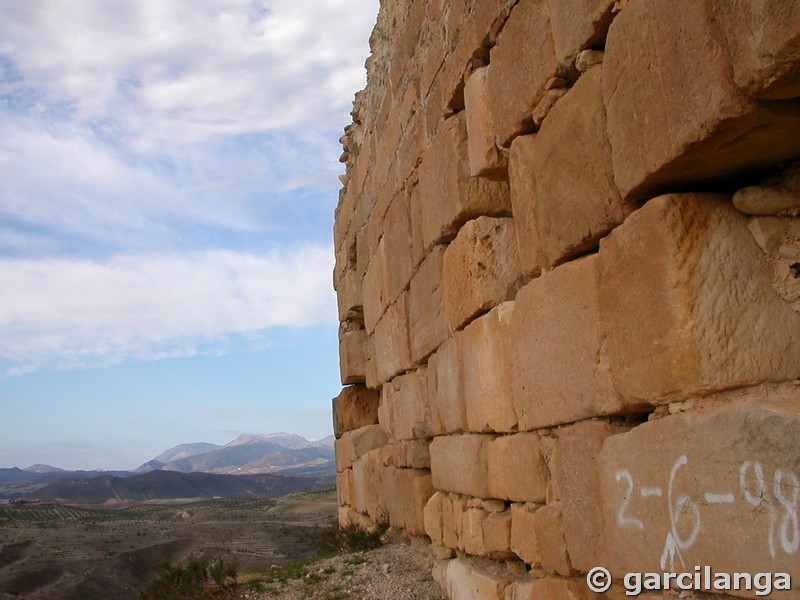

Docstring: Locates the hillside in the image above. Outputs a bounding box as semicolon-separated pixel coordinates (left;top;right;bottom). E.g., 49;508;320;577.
32;470;332;502
139;433;335;476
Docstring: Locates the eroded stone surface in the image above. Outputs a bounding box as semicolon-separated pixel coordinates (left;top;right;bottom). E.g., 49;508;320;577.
598;193;800;403
598;398;800;584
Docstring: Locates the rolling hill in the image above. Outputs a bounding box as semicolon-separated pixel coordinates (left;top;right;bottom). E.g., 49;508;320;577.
32;469;332;502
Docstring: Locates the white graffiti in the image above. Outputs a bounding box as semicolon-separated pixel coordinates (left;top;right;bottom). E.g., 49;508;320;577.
614;457;799;568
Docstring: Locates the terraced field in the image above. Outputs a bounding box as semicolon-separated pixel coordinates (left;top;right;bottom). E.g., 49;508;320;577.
0;489;338;599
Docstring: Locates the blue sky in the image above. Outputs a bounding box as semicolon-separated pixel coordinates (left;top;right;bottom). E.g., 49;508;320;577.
0;0;378;470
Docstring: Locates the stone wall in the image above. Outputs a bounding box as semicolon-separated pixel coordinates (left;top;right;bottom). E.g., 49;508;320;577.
332;1;800;598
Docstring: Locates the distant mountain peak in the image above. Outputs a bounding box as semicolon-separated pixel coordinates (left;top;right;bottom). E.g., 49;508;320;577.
24;464;66;473
225;432;315;449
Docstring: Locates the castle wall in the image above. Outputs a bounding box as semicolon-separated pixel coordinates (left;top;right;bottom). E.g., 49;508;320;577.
332;1;800;598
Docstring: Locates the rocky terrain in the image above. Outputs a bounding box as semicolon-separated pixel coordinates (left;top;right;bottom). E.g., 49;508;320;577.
0;490;339;599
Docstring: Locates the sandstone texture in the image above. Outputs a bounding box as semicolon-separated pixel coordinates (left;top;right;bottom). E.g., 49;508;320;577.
333;1;800;597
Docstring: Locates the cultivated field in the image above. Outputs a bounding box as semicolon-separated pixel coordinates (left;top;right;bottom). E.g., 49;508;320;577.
0;488;338;599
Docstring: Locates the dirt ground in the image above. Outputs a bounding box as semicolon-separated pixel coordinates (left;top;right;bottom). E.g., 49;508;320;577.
0;490;446;600
243;538;446;600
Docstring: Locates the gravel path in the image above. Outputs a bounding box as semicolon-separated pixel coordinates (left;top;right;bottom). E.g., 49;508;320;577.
245;539;446;600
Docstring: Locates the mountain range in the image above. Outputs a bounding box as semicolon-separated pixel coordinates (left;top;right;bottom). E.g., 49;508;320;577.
0;432;335;501
134;432;335;476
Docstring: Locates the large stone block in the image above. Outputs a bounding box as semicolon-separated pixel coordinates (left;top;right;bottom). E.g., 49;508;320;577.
487;433;549;503
382;466;433;536
332;385;380;439
603;0;800;201
373;291;412;384
408;246;449;365
424;490;447;545
534;503;573;577
439;558;515;600
510;503;542;566
597;398;800;587
381;368;432;441
461;302;518;433
443;217;521;332
429;336;468;435
487;0;560;147
334;424;389;473
418;112;511;250
552;420;627;572
335;266;361;323
383;190;416;304
351;448;386;522
392;439;432;469
512;255;643;429
598;194;800;403
336;468;354;507
431;434;494;499
713;0;800;100
464;67;505;178
508;577;608;600
508;67;632;275
362;240;388;335
338;328;367;385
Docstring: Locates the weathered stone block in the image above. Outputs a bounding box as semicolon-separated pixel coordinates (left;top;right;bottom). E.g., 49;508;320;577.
598;398;800;584
487;0;560;146
733;185;800;216
462;507;486;556
431;434;493;498
393;439;431;469
481;510;513;558
381;368;432;440
339;329;367;385
508;577;607;600
336;266;361;323
462;302;518;433
382;466;433;536
534;503;572;577
373;291;412;384
418;112;511;250
332;385;380;439
335;424;389;473
424;490;446;545
512;255;641;429
440;558;515;600
336;468;354;507
362;240;387;335
598;194;800;403
408;245;449;364
510;503;542;566
464;67;505;178
429;336;468;435
443;493;467;551
552;420;627;572
443;217;521;332
714;0;800;99
487;433;549;503
603;0;800;201
547;0;615;69
509;67;632;275
383;190;416;304
351;448;386;521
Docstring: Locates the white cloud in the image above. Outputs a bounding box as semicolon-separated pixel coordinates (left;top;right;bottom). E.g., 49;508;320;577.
0;0;378;147
0;245;336;373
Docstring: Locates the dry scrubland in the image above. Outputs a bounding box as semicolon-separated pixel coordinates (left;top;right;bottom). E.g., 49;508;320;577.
0;490;340;599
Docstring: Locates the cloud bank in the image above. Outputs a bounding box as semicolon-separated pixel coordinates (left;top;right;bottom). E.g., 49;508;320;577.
0;245;336;373
0;1;376;373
